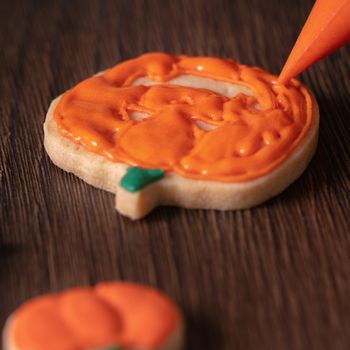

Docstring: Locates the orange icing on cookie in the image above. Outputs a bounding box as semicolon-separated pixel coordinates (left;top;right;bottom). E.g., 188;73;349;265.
11;282;180;350
54;53;314;182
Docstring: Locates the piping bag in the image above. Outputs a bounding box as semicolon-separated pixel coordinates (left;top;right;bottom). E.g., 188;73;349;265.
278;0;350;84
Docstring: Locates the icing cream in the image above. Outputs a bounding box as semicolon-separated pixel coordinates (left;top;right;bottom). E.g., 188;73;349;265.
54;53;314;182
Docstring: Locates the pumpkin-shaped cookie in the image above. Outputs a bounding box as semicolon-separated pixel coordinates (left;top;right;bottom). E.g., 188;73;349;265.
44;53;319;219
3;282;183;350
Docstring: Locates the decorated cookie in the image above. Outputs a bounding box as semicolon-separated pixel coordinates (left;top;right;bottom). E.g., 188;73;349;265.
2;282;183;350
44;53;319;219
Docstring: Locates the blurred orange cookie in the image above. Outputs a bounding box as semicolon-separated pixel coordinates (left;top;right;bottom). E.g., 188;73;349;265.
3;282;183;350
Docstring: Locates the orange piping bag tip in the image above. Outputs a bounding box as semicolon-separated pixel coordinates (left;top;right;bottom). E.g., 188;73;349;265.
278;0;350;84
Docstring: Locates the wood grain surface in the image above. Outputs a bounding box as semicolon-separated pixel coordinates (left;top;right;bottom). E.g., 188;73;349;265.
1;0;350;349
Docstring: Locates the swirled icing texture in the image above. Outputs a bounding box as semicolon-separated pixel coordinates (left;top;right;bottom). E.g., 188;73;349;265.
54;53;313;182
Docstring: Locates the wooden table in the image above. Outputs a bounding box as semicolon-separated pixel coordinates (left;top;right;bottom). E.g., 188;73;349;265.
1;0;350;349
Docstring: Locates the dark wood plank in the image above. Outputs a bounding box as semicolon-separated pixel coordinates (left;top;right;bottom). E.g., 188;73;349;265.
1;0;350;349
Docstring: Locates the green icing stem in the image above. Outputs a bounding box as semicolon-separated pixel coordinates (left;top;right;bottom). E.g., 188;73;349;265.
120;167;164;192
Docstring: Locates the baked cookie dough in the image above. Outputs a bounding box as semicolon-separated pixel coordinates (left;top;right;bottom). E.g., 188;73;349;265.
44;53;319;219
3;282;183;350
